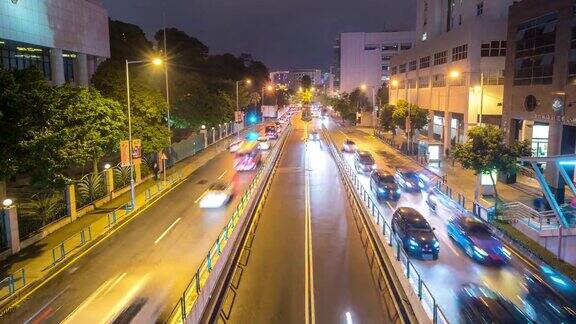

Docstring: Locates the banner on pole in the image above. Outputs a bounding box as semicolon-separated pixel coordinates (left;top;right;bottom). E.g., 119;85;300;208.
120;139;142;166
120;140;130;167
132;139;142;165
235;111;243;123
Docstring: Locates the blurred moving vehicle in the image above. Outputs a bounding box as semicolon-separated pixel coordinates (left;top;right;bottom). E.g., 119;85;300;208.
369;170;401;201
522;270;576;323
354;151;376;174
457;282;530;324
446;216;511;265
342;139;357;153
199;181;234;208
391;207;439;260
257;137;270;150
426;190;438;212
234;142;261;171
265;125;278;139
229;139;244;153
309;130;320;141
395;169;425;192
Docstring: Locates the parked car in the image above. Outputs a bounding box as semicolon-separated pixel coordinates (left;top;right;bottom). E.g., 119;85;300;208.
458;282;530;324
369;170;401;201
354;151;376;174
446;216;511;265
342;139;357;153
391;207;439;260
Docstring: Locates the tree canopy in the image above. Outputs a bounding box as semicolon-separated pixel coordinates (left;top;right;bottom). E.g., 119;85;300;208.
391;100;428;131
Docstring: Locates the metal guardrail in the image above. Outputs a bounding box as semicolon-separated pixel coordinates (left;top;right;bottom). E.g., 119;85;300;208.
500;202;559;231
166;123;291;323
324;127;449;324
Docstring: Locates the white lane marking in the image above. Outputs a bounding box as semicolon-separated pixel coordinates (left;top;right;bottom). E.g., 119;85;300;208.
194;190;209;204
304;142;316;324
24;286;70;324
101;272;127;297
339;130;347;137
345;312;354;324
217;170;228;180
154;217;182;244
61;276;117;323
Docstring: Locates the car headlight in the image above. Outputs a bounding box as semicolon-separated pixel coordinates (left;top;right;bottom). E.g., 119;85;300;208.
408;238;419;248
473;246;488;257
406;182;413;188
396;189;401;194
372;164;377;169
433;240;440;248
418;181;425;189
501;246;511;258
378;188;385;193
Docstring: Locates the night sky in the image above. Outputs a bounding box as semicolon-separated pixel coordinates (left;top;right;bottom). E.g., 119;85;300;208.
101;0;416;71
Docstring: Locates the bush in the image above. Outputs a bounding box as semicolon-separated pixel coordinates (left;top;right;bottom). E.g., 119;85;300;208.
494;220;576;281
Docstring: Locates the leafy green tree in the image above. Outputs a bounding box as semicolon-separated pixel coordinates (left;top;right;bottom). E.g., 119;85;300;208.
453;125;531;211
332;94;357;124
377;85;389;105
379;103;395;131
391;100;428;131
109;19;154;61
349;88;370;110
154;27;208;71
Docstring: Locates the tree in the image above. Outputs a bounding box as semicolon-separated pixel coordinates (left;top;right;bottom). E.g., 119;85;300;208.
391;100;428;131
301;75;312;89
453;125;531;211
154;27;208;70
379;104;395;131
377;85;389;105
332;94;356;124
109;19;154;61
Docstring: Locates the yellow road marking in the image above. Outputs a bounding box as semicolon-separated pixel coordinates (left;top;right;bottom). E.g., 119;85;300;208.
194;190;209;204
304;142;316;324
217;170;228;180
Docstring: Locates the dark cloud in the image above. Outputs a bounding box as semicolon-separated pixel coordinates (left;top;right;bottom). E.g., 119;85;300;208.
101;0;416;71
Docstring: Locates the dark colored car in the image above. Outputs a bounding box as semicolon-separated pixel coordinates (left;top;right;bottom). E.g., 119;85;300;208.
354;151;376;174
446;216;511;265
522;270;576;323
458;283;530;324
342;139;357;153
370;170;401;201
394;169;424;192
391;207;439;260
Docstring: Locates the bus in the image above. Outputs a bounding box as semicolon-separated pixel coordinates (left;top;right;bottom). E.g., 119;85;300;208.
234;141;261;171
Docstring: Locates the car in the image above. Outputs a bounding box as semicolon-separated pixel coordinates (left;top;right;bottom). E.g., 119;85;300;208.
457;282;530;324
446;216;511;265
522;270;576;323
394;169;424;192
229;139;244;153
354;151;376;174
257;137;270;150
199;181;233;208
342;139;357;153
369;170;401;201
265;125;278;139
391;207;439;260
309;130;320;141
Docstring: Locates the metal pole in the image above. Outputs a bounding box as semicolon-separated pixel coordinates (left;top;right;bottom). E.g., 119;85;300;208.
163;13;171;145
236;81;239;136
479;72;484;125
125;60;136;210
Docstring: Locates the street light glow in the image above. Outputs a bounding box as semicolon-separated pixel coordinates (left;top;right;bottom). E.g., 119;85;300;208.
473;85;482;92
2;198;13;207
152;58;163;66
391;79;398;87
267;85;273;91
449;70;460;79
246;79;252;85
201;124;206;130
104;163;111;170
360;84;367;91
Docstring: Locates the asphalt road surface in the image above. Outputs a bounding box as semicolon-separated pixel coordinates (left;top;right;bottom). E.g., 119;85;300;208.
220;116;390;324
325;119;543;321
2;125;279;323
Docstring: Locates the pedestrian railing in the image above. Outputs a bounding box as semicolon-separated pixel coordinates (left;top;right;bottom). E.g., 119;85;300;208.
499;202;560;231
324;126;449;324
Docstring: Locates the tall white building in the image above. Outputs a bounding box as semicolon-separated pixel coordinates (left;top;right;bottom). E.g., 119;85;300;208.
0;0;110;86
390;0;515;154
335;31;415;97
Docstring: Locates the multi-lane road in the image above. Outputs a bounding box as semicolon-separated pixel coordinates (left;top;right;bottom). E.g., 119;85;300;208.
213;116;392;323
2;126;277;323
324;118;556;321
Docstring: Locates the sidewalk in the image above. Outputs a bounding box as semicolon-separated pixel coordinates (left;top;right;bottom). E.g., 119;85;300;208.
0;138;232;300
356;128;538;208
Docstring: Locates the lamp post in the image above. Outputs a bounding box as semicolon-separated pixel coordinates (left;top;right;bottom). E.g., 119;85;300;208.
236;79;251;136
125;58;163;209
443;69;461;158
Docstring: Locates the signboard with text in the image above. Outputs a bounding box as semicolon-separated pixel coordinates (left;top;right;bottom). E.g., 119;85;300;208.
120;139;142;167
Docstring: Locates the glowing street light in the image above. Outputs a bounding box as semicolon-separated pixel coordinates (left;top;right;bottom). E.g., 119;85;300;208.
2;198;13;207
152;57;163;66
391;79;399;87
449;70;460;79
266;85;274;91
104;163;111;170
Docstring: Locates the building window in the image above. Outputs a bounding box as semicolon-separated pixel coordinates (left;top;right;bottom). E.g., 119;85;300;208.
407;79;417;89
382;43;398;51
481;41;507;57
419;56;430;68
364;44;378;51
432;74;446;87
409;60;417;71
418;76;430;88
452;44;468;61
476;1;484;16
485;70;505;85
0;41;52;80
433;51;447;65
390;66;397;75
398;80;406;89
382;55;392;61
399;63;407;73
382;64;389;71
514;13;558;85
400;43;413;50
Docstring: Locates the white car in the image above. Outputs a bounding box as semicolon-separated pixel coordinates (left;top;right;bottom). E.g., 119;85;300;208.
229;139;243;152
257;137;270;150
309;130;320;141
199;182;233;208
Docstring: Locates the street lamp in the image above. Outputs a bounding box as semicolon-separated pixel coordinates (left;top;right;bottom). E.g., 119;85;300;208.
443;69;461;157
104;163;111;170
2;198;13;207
235;78;251;136
125;57;163;209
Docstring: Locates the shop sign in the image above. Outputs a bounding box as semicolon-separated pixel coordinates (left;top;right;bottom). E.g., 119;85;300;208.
534;113;576;124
